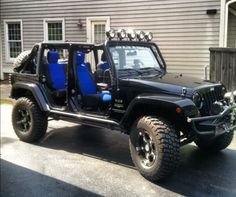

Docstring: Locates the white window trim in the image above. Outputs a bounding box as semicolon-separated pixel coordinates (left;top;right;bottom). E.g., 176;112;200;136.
4;19;23;62
43;18;65;42
86;16;110;43
219;0;236;47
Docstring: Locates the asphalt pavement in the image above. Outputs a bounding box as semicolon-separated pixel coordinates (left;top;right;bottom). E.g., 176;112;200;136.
1;103;236;197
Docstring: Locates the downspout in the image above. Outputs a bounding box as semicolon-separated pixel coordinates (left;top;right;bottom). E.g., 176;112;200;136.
224;0;236;47
219;0;226;47
0;30;3;80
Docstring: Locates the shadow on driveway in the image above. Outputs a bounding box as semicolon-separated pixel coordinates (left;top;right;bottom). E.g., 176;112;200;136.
41;125;134;168
0;159;101;197
38;125;236;197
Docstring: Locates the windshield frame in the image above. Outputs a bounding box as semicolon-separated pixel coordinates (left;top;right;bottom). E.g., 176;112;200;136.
105;40;166;79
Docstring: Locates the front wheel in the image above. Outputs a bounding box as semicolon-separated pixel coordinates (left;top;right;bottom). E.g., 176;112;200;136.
129;116;180;182
12;97;48;142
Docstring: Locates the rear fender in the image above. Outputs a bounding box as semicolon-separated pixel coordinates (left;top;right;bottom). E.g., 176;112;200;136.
11;82;49;111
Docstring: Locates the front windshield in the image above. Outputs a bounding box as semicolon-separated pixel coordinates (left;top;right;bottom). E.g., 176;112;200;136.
109;45;162;78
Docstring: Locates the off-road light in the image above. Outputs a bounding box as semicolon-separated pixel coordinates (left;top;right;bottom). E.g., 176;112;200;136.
106;29;115;40
117;29;126;40
127;30;136;40
145;32;153;41
224;91;236;103
136;31;145;41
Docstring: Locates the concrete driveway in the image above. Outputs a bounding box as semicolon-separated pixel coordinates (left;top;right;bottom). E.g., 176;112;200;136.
1;104;236;197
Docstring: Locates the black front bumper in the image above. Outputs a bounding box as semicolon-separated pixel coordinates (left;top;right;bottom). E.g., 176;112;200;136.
187;104;236;138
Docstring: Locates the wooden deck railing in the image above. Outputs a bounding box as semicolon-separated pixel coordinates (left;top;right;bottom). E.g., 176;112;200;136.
209;48;236;91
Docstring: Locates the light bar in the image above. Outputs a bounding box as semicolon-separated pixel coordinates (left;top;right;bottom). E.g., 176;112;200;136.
105;29;154;42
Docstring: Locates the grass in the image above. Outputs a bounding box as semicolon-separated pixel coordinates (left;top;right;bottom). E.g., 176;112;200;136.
0;99;14;105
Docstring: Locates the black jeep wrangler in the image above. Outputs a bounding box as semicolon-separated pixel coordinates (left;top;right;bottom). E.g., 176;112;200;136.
10;29;236;181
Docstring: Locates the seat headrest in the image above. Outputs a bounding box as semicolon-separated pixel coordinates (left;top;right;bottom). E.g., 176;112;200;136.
101;52;106;62
48;51;59;64
77;52;85;65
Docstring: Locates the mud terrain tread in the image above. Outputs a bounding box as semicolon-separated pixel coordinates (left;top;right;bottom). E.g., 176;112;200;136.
129;116;180;181
12;97;48;142
13;50;31;69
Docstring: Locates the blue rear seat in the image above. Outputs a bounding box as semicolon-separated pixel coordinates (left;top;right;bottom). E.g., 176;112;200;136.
47;51;66;90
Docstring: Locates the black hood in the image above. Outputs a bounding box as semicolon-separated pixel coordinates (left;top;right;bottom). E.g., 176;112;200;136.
123;73;222;98
145;73;214;88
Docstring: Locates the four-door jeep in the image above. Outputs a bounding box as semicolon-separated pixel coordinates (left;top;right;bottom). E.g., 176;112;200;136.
10;29;236;182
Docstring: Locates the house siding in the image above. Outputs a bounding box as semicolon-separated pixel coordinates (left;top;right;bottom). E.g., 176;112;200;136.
1;0;221;78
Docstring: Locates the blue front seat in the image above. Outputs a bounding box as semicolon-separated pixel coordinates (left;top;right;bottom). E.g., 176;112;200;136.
76;52;111;108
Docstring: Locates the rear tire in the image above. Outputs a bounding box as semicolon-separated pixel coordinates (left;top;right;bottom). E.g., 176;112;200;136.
195;132;234;152
12;97;48;142
129;116;180;182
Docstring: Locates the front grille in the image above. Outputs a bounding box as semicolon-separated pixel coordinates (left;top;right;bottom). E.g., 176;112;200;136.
200;86;224;115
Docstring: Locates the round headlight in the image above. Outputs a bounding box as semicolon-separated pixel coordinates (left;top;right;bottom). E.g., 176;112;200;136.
145;32;153;41
127;30;136;40
117;29;126;40
136;31;145;41
193;92;203;109
106;29;115;40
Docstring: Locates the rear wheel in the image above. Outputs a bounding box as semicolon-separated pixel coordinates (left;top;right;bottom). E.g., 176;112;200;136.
195;132;234;152
129;116;180;181
12;97;48;142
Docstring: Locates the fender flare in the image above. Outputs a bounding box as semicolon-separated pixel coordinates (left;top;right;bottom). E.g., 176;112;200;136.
120;94;198;128
11;82;50;112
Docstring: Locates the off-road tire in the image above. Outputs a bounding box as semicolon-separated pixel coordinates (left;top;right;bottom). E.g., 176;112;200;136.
195;132;234;152
13;50;31;70
129;116;180;182
12;97;48;142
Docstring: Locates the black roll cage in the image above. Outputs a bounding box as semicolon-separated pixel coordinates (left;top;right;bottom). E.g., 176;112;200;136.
35;41;166;102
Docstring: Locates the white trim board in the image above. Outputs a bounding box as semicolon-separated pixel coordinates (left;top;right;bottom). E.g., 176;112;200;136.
220;0;236;47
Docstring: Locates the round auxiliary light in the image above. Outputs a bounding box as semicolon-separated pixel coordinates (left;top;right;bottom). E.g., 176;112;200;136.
145;32;153;41
106;29;115;40
136;31;145;41
127;30;136;40
117;29;126;40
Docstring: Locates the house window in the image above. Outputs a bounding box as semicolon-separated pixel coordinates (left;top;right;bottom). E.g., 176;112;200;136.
86;17;110;69
5;20;23;61
86;17;110;44
44;19;65;42
94;23;106;44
